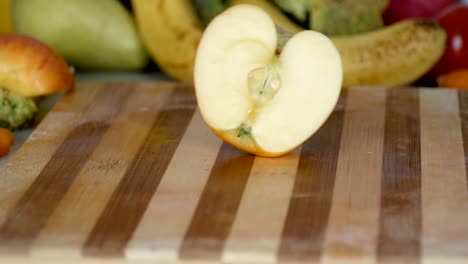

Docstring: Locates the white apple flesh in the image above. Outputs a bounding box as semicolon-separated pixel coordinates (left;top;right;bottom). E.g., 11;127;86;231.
194;5;343;157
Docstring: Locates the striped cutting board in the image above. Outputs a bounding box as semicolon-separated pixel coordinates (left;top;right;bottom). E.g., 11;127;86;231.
0;81;467;264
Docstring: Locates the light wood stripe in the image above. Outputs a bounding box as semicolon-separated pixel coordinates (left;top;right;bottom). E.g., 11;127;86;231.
179;144;255;260
420;89;468;264
222;147;301;263
278;92;346;262
51;83;100;113
322;88;385;264
3;84;468;263
83;86;196;257
378;89;422;263
0;86;98;228
125;110;222;261
458;90;468;190
0;85;131;254
30;84;173;258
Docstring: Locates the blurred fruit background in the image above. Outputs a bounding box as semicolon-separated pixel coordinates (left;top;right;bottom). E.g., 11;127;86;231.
0;0;467;161
0;0;467;88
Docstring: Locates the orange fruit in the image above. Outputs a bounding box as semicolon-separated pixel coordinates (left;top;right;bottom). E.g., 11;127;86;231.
0;127;14;157
438;68;468;89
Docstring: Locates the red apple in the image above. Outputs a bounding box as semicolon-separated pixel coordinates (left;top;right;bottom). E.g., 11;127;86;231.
429;3;468;78
383;0;457;24
0;34;74;97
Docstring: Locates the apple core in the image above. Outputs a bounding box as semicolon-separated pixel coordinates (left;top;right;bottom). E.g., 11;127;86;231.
194;4;343;156
247;63;281;104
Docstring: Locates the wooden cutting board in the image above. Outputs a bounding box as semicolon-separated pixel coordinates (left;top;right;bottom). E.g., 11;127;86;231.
0;81;467;264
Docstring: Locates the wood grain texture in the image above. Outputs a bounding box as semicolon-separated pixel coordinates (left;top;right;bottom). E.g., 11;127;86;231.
322;88;386;264
0;85;131;254
420;89;468;263
83;86;196;257
278;91;346;262
0;85;99;230
378;89;422;264
179;143;255;260
51;83;100;113
458;90;468;190
0;83;467;263
126;110;222;261
222;147;301;263
31;83;173;258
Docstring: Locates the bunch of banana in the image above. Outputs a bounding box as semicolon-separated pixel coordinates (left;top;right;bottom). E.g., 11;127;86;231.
131;0;203;82
131;0;446;87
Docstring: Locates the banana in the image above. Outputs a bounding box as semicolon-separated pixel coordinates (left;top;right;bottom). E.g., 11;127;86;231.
234;0;446;87
131;0;203;82
132;0;446;87
333;19;446;87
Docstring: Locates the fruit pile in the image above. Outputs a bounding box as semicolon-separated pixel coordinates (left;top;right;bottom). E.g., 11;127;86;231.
0;34;74;157
128;0;467;88
0;0;466;88
0;0;465;157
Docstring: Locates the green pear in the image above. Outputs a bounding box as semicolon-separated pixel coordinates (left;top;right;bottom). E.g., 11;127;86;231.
13;0;149;71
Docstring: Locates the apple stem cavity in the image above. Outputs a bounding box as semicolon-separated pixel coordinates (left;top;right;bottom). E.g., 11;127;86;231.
246;26;293;107
242;26;290;140
244;62;281;138
276;26;294;54
237;125;251;137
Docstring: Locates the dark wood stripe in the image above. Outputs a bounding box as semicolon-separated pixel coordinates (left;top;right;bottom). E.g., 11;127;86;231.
179;143;255;260
278;92;346;262
0;86;132;254
458;90;468;191
377;89;421;263
83;87;196;257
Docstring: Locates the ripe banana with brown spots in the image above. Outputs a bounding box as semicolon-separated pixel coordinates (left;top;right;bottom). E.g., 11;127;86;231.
131;0;446;87
131;0;203;82
333;19;446;87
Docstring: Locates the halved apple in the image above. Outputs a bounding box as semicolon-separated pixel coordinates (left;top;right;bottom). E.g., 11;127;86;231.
194;5;343;157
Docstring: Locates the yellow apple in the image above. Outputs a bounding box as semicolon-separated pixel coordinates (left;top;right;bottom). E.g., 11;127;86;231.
194;5;343;157
0;34;74;97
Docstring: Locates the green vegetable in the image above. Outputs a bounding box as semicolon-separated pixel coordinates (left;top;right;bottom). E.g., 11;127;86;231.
271;0;309;23
191;0;386;36
0;88;38;130
310;0;384;36
193;0;230;26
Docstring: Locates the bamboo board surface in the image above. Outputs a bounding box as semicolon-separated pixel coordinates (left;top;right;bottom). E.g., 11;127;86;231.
0;81;467;264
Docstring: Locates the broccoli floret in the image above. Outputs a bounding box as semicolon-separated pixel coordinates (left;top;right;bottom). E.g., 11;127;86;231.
0;88;38;130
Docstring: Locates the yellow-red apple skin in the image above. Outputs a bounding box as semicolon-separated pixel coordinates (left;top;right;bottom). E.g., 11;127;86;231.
0;34;74;97
207;125;294;157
